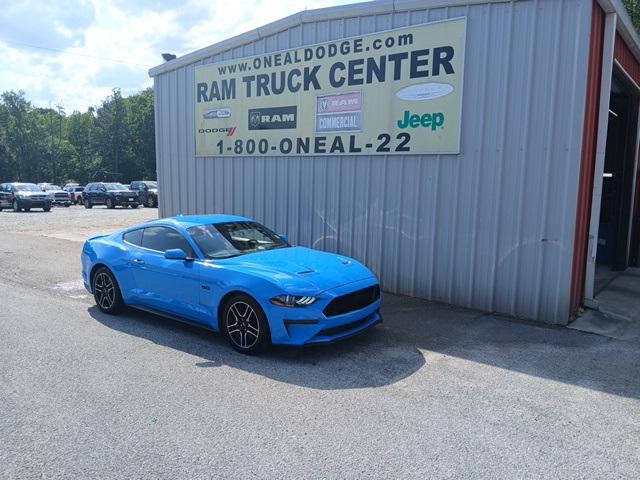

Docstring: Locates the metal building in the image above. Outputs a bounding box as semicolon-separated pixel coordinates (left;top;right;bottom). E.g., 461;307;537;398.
149;0;640;325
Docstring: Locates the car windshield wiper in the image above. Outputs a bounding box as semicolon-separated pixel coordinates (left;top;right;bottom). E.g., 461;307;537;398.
209;253;243;259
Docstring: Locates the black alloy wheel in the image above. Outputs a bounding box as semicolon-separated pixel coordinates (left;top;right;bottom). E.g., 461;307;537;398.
92;267;124;314
222;294;270;354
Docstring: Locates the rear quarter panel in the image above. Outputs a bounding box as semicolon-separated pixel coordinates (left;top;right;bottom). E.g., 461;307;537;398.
82;234;136;302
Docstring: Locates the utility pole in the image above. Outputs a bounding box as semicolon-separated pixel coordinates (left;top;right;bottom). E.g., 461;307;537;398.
49;101;54;183
57;104;65;184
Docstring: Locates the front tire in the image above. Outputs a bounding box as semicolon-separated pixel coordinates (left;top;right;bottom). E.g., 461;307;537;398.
84;198;92;209
43;206;51;212
222;294;270;354
92;267;124;314
13;200;20;212
130;204;139;209
106;198;115;209
146;196;156;208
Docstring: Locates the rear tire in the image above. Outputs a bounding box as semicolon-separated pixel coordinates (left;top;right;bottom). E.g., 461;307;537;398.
92;267;124;314
146;196;156;208
106;198;115;209
130;204;139;209
13;200;20;212
222;294;270;354
84;198;92;209
43;206;51;212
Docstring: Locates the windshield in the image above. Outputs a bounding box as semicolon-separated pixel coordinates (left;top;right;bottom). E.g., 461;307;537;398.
188;221;289;259
14;184;42;192
146;181;158;188
105;183;127;191
44;185;62;191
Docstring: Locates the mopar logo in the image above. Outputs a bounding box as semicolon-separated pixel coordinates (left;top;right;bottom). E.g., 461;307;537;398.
248;106;297;130
396;111;445;131
198;127;236;136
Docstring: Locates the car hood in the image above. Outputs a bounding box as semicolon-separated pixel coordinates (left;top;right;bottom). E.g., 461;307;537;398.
16;191;49;197
109;189;137;194
218;246;375;292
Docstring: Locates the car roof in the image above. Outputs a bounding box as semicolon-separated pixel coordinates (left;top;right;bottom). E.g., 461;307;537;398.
138;214;254;229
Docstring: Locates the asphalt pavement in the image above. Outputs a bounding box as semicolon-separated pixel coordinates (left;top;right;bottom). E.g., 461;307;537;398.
1;207;639;479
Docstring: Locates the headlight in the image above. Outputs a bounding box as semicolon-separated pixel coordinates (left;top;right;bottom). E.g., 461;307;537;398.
270;295;317;307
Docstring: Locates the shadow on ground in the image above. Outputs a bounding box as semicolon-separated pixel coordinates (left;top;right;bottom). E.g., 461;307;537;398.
89;294;640;397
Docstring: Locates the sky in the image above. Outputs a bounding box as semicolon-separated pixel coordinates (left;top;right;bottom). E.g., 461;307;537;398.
0;0;353;112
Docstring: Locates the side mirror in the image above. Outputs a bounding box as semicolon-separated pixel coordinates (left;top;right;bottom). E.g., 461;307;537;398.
279;234;289;243
164;248;193;261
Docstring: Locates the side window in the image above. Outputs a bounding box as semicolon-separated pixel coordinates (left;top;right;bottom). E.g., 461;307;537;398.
141;227;195;257
123;229;144;246
131;182;139;190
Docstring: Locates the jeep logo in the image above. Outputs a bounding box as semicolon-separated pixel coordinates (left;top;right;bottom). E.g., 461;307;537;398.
397;111;445;131
248;106;297;130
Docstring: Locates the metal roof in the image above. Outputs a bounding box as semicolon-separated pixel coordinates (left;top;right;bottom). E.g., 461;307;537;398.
149;0;640;78
149;0;513;77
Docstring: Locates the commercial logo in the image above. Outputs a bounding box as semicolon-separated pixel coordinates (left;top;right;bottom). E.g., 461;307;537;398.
203;107;231;119
315;91;362;133
395;83;454;101
198;127;236;136
396;111;445;131
247;106;297;130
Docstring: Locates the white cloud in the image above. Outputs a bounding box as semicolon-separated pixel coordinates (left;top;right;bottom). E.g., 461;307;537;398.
0;0;354;112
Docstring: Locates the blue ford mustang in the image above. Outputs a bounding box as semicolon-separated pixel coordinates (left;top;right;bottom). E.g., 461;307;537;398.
81;215;382;353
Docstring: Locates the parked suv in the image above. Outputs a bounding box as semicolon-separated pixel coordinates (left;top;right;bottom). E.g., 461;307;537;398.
0;183;52;212
83;182;139;209
65;185;85;204
129;180;158;208
40;184;71;207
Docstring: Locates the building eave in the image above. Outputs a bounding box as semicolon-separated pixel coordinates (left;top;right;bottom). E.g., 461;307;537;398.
148;0;515;78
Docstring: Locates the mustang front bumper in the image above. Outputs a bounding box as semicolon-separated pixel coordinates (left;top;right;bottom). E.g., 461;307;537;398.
265;277;382;346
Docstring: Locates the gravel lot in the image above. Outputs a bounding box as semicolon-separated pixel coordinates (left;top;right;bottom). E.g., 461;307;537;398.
1;208;639;479
0;203;156;241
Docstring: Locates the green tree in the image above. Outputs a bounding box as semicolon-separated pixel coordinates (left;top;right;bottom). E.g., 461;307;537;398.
0;87;156;184
623;0;640;33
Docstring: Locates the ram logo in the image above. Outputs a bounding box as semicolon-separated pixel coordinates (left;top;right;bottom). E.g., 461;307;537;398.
248;106;297;130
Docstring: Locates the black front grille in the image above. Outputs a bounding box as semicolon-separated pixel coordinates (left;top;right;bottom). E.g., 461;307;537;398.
323;285;380;317
54;193;68;199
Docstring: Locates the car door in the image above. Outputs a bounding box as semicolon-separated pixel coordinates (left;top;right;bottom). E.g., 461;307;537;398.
85;184;95;203
95;184;107;204
130;226;205;321
131;182;146;202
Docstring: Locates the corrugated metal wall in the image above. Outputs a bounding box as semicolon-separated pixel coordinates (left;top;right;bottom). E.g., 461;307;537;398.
153;0;593;324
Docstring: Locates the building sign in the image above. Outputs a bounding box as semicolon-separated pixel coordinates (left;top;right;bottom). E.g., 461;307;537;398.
194;17;466;156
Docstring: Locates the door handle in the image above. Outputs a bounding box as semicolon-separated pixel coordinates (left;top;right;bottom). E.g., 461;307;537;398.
133;258;145;264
